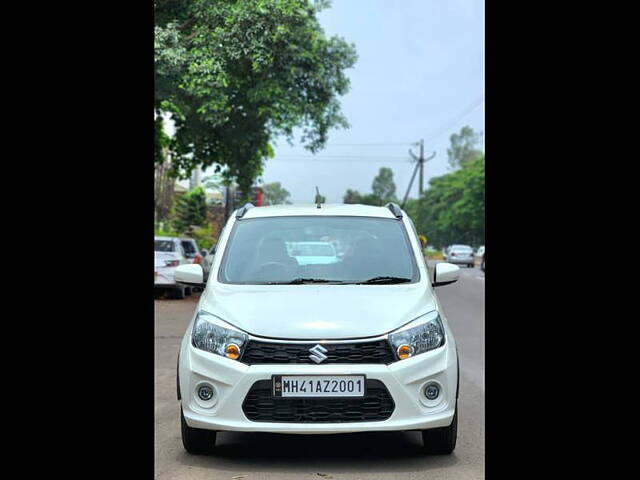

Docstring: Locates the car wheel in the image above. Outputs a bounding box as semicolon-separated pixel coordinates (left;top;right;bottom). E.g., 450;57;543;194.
181;408;216;455
422;404;457;454
185;287;192;296
174;287;185;300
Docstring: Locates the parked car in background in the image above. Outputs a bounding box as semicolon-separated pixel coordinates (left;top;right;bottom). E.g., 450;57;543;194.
476;245;485;258
481;250;485;273
200;244;217;282
444;245;475;268
155;236;192;299
180;238;200;263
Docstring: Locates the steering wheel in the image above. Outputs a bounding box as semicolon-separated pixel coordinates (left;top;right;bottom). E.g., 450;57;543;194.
255;261;290;279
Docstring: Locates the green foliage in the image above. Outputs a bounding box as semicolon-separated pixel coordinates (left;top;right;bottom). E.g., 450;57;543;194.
155;222;178;238
447;125;483;170
190;224;217;251
173;186;208;234
154;115;170;164
343;188;361;204
262;182;291;205
342;167;397;206
155;0;357;198
407;154;485;247
371;167;396;204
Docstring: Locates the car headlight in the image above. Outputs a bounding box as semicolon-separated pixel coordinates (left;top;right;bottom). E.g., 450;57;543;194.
191;311;248;360
388;311;445;360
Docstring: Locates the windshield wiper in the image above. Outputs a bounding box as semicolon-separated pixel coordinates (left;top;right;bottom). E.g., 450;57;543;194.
266;278;336;285
357;276;413;284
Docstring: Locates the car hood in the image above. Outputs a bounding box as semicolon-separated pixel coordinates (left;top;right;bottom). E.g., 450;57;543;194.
198;282;437;340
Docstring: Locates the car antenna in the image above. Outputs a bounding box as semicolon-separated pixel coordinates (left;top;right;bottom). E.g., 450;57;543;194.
315;186;322;209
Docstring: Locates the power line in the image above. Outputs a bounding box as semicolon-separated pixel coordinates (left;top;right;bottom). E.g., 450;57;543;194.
272;155;410;160
320;142;416;147
422;96;484;144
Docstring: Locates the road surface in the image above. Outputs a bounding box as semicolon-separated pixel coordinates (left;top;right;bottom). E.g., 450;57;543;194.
155;265;484;479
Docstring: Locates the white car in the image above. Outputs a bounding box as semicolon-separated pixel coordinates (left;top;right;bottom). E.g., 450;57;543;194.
286;241;339;266
174;203;461;455
154;236;192;299
444;244;475;268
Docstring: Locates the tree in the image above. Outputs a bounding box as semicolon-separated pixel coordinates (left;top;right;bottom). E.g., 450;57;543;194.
173;186;208;234
262;182;291;205
408;154;485;247
155;0;357;199
343;189;361;204
342;167;397;206
371;167;396;205
154;116;175;222
447;126;483;169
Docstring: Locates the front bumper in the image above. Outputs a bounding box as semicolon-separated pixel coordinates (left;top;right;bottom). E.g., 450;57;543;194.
179;339;457;434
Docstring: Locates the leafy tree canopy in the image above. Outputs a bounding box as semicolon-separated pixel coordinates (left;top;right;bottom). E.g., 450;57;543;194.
342;167;397;206
173;186;208;234
447;125;483;170
155;0;357;198
262;182;292;205
405;153;484;247
343;188;361;204
371;167;396;204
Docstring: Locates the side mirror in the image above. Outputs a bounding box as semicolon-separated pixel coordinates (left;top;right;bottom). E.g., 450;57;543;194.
432;262;460;287
175;264;204;286
200;250;208;257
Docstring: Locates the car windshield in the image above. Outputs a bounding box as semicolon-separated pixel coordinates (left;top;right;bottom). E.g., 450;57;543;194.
155;240;175;252
181;240;197;255
219;216;419;284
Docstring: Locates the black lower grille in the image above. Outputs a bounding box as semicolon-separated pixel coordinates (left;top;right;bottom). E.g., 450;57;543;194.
242;379;395;423
240;340;396;365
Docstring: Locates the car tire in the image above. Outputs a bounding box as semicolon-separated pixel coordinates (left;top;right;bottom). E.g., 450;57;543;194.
422;404;457;454
181;408;216;455
185;287;192;296
174;287;185;300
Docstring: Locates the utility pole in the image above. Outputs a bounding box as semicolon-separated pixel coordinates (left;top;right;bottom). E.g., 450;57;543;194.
407;140;436;203
418;139;424;195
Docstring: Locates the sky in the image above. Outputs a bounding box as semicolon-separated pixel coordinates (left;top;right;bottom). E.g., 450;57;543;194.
174;0;484;203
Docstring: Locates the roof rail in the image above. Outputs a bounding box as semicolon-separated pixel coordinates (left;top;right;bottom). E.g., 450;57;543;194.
386;202;403;218
235;203;255;219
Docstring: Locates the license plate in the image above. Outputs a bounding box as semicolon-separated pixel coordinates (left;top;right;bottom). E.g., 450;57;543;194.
272;375;366;398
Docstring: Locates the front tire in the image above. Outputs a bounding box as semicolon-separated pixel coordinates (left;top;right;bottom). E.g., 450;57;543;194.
181;409;217;454
422;405;457;454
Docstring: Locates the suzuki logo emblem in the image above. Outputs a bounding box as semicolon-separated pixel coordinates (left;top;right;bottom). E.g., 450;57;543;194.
309;344;328;364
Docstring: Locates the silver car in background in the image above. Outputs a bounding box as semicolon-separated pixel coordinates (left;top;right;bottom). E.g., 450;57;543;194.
444;244;475;268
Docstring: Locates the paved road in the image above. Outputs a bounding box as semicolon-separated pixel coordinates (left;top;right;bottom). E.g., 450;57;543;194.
155;266;484;479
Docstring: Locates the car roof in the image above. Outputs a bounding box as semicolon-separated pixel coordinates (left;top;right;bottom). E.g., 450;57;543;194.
155;236;178;241
240;203;398;219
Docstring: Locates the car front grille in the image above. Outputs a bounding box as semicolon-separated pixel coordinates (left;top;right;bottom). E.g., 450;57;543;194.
240;339;396;365
242;379;395;423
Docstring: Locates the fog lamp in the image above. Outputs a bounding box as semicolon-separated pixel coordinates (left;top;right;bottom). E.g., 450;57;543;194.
197;384;214;401
225;343;241;360
424;383;440;400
